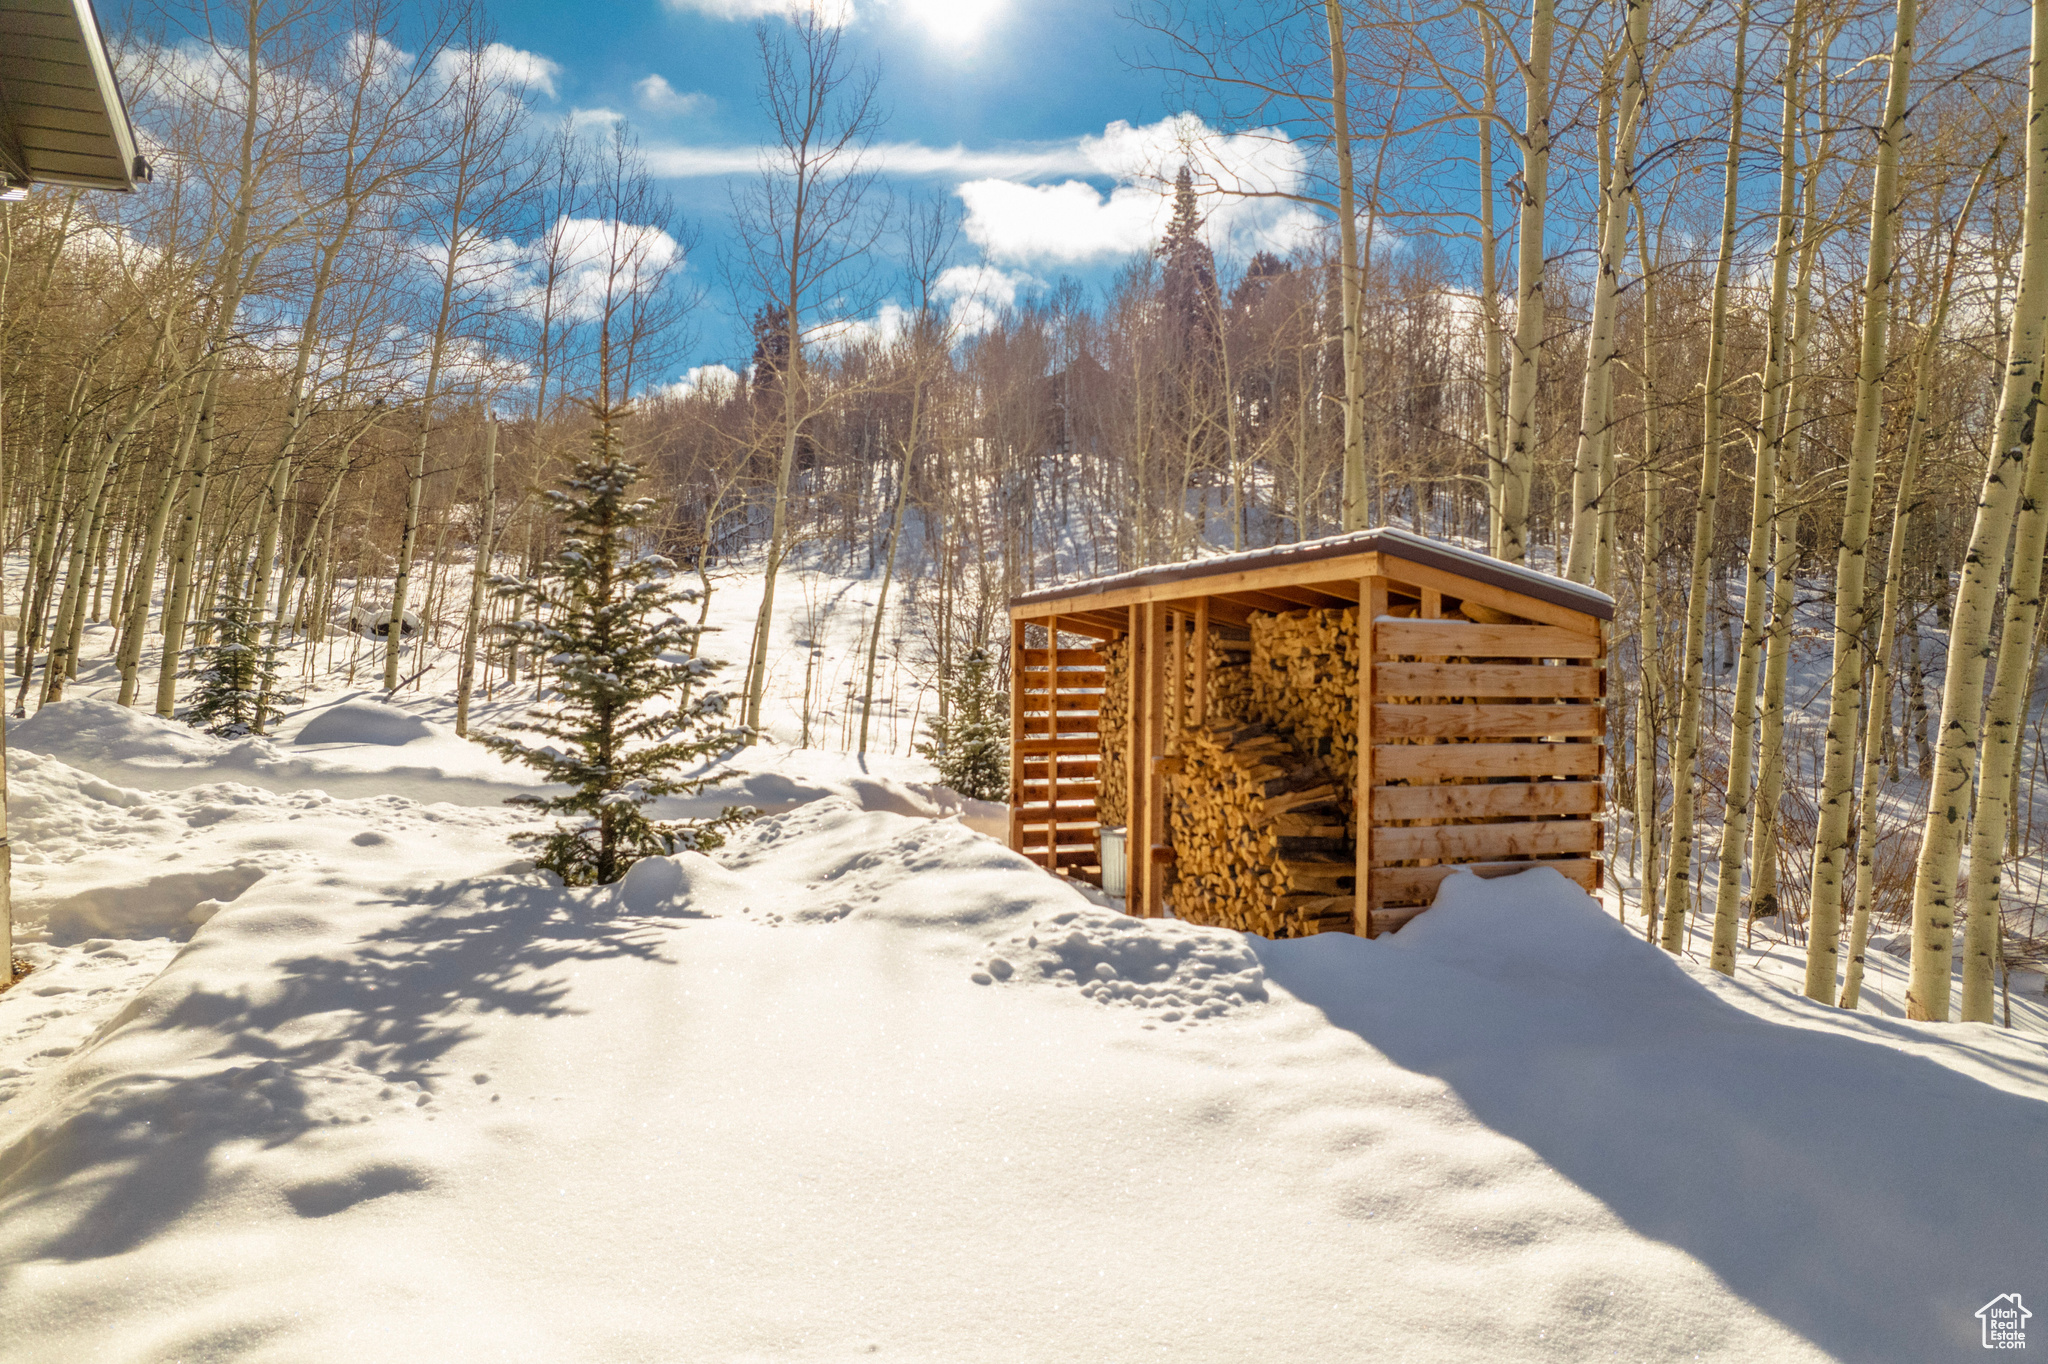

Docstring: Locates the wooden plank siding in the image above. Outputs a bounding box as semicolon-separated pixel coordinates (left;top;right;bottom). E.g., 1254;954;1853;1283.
1365;589;1605;911
1008;617;1109;884
1010;532;1610;931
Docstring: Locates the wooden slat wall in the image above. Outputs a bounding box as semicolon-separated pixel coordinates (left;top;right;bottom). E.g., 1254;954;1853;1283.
1009;616;1108;883
1366;601;1605;918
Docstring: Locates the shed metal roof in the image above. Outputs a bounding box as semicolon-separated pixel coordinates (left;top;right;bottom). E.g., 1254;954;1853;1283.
0;0;148;193
1011;527;1615;623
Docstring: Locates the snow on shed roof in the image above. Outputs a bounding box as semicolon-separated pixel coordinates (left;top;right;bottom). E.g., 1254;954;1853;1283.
1011;527;1615;621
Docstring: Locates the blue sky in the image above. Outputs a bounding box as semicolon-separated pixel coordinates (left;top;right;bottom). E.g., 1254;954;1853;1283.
478;0;1323;382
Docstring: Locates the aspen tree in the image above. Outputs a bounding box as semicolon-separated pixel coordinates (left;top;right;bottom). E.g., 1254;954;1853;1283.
1708;0;1804;972
1841;162;1989;1008
1632;194;1663;941
1476;21;1509;553
1804;0;1919;1002
155;376;217;717
456;416;497;737
1751;57;1841;918
732;7;883;742
1325;0;1367;529
1497;0;1556;565
860;203;953;756
1564;0;1647;585
113;389;199;706
1962;234;2048;1019
387;42;529;691
1659;6;1749;952
1904;0;2048;1020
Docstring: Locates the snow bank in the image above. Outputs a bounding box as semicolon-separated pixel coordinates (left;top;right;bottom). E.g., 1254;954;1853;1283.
1;764;2040;1362
293;699;439;746
13;698;538;806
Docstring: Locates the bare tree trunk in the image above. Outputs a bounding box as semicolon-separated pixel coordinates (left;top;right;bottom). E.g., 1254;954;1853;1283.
1841;153;1994;1009
1708;0;1796;972
1906;0;2048;1021
1476;22;1508;554
1564;0;1645;583
1808;0;1917;1002
1962;291;2048;1019
456;417;497;737
155;376;218;718
116;397;203;706
1325;0;1366;530
1633;205;1664;942
1498;0;1556;565
1659;6;1749;951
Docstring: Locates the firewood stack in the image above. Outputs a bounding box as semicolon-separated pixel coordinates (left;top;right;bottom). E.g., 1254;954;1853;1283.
1099;628;1253;830
1166;720;1355;938
1190;627;1254;725
1248;609;1361;821
1099;638;1131;827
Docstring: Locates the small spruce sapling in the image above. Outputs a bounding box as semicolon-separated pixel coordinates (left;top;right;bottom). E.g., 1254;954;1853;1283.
917;645;1009;802
182;584;298;737
477;403;750;885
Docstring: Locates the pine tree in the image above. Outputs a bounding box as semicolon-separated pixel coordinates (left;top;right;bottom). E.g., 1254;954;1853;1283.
182;585;296;738
478;403;749;886
917;646;1008;803
1158;165;1221;366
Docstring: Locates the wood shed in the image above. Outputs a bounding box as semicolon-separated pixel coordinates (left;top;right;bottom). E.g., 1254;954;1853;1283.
1006;528;1613;939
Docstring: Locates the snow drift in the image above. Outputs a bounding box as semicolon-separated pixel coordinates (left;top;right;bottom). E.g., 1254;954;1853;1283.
2;744;2043;1361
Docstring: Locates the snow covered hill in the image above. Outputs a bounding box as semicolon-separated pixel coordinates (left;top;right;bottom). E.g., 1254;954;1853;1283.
3;698;2045;1362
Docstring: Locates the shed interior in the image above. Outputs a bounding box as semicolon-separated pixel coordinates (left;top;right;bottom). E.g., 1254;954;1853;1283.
1006;529;1613;938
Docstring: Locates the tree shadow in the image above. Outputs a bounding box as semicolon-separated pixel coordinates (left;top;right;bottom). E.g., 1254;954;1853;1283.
1259;927;2048;1363
0;873;697;1266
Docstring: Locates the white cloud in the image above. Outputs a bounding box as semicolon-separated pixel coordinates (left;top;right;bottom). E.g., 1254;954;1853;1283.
662;0;853;21
569;106;625;130
935;264;1035;335
955;180;1158;265
642;113;1316;266
513;216;684;322
812;301;912;354
636;74;712;117
960;114;1320;266
659;363;743;401
434;42;562;98
644;138;1097;180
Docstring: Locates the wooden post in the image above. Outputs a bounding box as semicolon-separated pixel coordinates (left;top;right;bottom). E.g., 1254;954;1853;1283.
1356;577;1389;935
1193;596;1210;728
1126;604;1145;912
1009;616;1026;857
1144;601;1168;918
1167;609;1183;750
1046;615;1060;871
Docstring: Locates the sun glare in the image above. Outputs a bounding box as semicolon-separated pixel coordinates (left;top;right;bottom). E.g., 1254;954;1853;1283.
893;0;1006;49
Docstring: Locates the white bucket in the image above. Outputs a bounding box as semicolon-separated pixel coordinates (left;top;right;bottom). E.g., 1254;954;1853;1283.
1098;826;1128;898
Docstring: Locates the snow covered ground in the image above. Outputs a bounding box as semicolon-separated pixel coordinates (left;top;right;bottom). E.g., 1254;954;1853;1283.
3;695;2046;1359
3;554;2045;1360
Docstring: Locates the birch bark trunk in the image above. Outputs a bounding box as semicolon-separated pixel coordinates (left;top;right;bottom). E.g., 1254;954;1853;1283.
455;417;497;737
1905;0;2048;1020
1565;0;1646;584
1498;0;1556;565
1805;0;1918;1001
1841;155;1994;1009
1658;7;1749;951
1708;0;1802;972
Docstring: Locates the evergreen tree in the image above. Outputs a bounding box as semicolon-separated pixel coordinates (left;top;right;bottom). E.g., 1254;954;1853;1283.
478;403;749;885
1157;165;1221;365
917;646;1009;803
182;585;296;737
